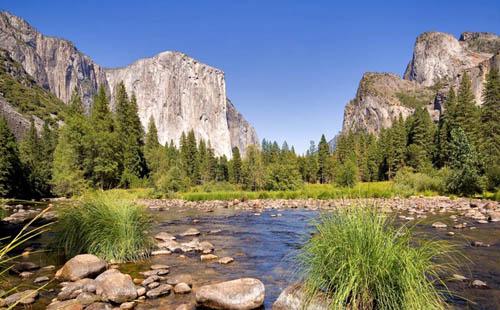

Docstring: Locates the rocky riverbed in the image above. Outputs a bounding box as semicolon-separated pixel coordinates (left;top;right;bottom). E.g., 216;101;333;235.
1;197;499;309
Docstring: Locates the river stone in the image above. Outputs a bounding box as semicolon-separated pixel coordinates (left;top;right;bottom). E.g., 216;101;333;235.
56;254;107;281
140;269;169;276
181;228;200;236
142;275;161;286
432;222;447;228
219;257;234;264
136;287;146;297
120;301;136;309
34;276;50;283
196;278;265;310
157;239;182;252
76;292;100;306
3;289;38;306
154;232;176;241
176;303;196;310
174;282;192;294
273;283;330;310
146;284;172;298
95;269;137;303
167;274;193;286
47;299;84;310
451;274;468;281
472;279;488;288
58;279;97;300
85;302;113;310
150;264;169;270
19;271;34;278
13;261;39;273
199;241;215;253
201;254;218;261
151;249;171;256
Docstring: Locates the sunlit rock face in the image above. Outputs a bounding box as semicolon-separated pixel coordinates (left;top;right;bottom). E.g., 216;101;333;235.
0;11;258;157
342;31;499;135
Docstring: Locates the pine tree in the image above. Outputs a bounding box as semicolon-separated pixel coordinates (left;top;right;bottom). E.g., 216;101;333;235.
183;130;199;184
406;107;435;170
242;145;265;190
230;147;242;184
88;86;121;189
144;116;161;174
52;91;89;196
0;116;24;197
456;72;480;143
317;134;331;183
114;84;147;186
216;155;229;182
479;69;500;188
447;128;482;195
435;88;457;167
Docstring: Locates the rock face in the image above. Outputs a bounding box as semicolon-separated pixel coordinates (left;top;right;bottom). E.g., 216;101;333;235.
0;11;258;156
342;31;500;135
195;278;265;310
0;11;107;106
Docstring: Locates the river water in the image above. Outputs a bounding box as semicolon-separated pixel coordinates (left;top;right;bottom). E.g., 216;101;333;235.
1;203;499;309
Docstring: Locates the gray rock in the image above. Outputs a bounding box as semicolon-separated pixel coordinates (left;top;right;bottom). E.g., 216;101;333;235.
471;279;489;288
181;228;200;237
174;282;192;294
154;232;176;241
76;292;100;306
3;289;38;306
46;299;84;310
85;302;113;310
13;261;39;273
146;284;172;299
120;301;136;309
432;222;447;228
196;278;265;310
34;276;50;283
218;257;234;264
95;269;137;303
58;279;97;301
56;254;107;281
273;283;330;310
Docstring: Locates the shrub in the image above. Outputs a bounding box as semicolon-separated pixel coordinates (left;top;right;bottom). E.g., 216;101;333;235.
394;167;448;193
335;159;358;188
54;193;152;262
264;163;303;191
297;205;458;309
155;166;189;194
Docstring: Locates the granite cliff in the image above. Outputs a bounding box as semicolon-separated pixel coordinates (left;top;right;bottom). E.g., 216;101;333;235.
342;31;500;134
0;11;258;157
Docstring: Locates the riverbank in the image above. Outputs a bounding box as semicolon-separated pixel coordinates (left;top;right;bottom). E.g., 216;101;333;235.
1;197;499;309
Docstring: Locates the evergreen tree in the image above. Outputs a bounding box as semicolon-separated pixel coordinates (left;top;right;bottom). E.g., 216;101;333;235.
242;145;265;190
406;107;435;170
52;91;89;196
446;128;482;195
230;147;243;184
317;134;331;183
144;116;161;174
479;69;500;188
456;72;480;143
88;86;121;189
435;88;457;167
0;116;24;197
216;155;230;182
304;141;318;183
265;162;302;191
182;130;199;184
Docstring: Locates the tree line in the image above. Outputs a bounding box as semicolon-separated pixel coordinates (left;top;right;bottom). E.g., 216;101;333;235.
0;69;498;198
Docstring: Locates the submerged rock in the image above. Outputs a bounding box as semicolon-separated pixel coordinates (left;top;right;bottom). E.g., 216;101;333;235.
219;257;235;264
196;278;265;310
146;284;172;298
3;289;38;306
56;254;107;281
181;228;201;236
432;222;447;228
174;282;192;294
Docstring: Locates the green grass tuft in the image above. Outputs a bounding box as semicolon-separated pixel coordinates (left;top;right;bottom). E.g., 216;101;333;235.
297;205;459;309
54;192;153;262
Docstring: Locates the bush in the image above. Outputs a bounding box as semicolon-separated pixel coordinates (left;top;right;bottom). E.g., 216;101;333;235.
265;163;303;191
54;192;152;262
297;205;458;309
394;167;448;193
335;159;358;188
154;166;189;194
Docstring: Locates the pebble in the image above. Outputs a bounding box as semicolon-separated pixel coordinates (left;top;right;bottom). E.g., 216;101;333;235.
174;282;192;294
120;301;136;309
151;249;171;256
446;231;455;236
432;222;447;228
34;276;50;283
471;279;488;288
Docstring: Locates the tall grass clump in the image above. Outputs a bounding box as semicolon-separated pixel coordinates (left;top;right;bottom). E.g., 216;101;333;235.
394;167;449;194
54;192;152;262
297;206;459;309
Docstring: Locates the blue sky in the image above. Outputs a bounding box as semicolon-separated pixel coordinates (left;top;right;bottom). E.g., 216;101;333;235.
2;1;499;153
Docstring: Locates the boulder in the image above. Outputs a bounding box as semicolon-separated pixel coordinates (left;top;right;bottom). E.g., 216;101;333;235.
56;254;107;281
273;283;329;310
196;278;265;310
58;278;97;301
95;269;137;303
